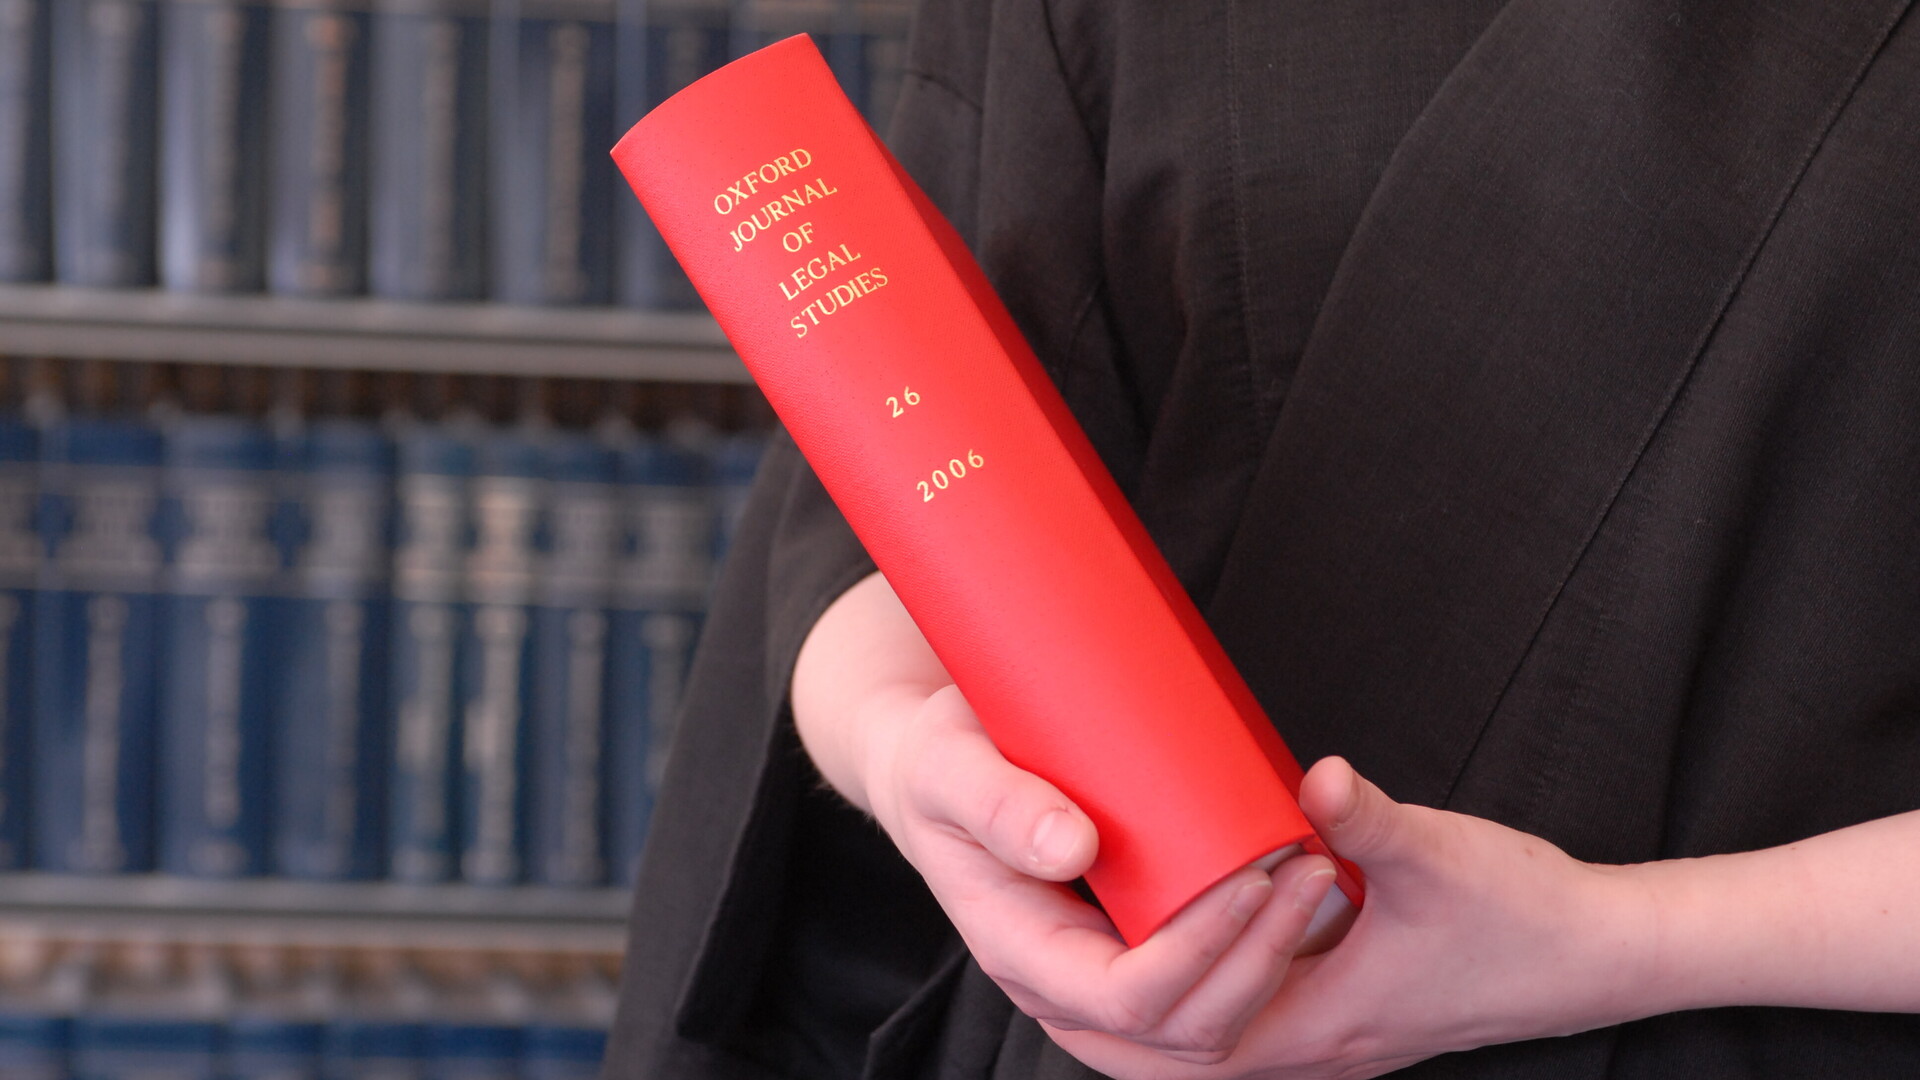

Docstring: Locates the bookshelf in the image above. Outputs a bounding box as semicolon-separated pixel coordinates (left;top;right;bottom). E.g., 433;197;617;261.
0;284;747;384
0;874;629;955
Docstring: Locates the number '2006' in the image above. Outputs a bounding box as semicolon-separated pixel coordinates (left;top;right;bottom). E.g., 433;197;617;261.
917;450;985;502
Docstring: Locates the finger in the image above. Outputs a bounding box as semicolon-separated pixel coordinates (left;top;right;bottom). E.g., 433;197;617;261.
1299;755;1434;872
1017;862;1281;1039
1143;855;1338;1063
904;686;1099;881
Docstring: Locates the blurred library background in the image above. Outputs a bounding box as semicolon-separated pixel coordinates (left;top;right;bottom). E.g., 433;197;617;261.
0;0;909;1076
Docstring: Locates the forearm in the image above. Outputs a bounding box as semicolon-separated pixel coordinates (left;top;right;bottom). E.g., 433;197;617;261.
790;570;953;813
1635;808;1920;1015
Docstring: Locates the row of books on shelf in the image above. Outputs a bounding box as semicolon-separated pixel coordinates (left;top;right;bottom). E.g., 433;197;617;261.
0;936;614;1079
0;359;766;888
0;0;909;308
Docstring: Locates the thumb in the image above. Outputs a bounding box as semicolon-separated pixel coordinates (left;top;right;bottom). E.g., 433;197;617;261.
1298;756;1432;871
906;686;1100;881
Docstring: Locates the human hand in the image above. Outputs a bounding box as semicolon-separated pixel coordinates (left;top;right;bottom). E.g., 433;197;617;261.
859;683;1342;1066
1047;757;1662;1079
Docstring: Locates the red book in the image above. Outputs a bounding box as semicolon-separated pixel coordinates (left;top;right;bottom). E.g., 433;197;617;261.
612;34;1360;945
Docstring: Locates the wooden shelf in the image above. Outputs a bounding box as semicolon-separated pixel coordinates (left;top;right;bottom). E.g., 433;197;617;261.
0;873;631;955
0;284;748;384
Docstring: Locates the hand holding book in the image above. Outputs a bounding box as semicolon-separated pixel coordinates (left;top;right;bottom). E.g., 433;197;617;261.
791;570;1341;1062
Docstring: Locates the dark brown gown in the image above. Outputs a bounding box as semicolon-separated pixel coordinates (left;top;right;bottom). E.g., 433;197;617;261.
603;0;1920;1075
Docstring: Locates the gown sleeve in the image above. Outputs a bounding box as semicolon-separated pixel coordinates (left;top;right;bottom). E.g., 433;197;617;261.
599;0;1118;1076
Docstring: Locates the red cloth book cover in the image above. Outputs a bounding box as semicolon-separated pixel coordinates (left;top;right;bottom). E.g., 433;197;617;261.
612;34;1358;945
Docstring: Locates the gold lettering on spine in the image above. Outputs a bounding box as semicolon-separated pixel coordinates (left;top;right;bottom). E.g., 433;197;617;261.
711;147;813;213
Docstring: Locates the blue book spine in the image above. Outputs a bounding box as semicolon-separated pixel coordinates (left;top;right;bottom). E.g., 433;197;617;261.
228;1017;324;1080
521;1025;605;1080
156;415;280;878
0;1013;69;1080
70;1017;220;1080
268;0;371;296
0;0;52;281
425;1023;520;1080
709;430;764;564
158;0;270;292
0;417;36;868
31;416;163;874
458;428;542;885
389;425;471;884
51;0;160;287
323;1020;427;1080
844;0;909;130
492;0;616;306
605;437;710;884
368;0;491;301
527;434;614;886
274;420;394;881
613;0;727;309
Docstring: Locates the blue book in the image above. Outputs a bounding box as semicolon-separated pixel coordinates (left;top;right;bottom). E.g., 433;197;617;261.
268;0;371;296
50;0;161;287
604;435;710;883
0;0;52;281
835;0;910;130
0;416;36;869
32;415;163;875
613;0;728;309
368;0;490;301
708;429;765;564
158;0;270;292
323;1019;427;1080
155;413;281;878
0;1013;68;1080
527;432;616;886
522;1025;605;1080
273;419;394;881
425;1022;520;1080
388;421;472;884
228;1015;324;1080
458;426;543;885
491;0;617;306
70;1017;221;1080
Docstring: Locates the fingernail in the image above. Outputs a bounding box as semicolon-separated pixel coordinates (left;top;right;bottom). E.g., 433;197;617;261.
1030;810;1078;872
1293;869;1338;915
1230;877;1273;920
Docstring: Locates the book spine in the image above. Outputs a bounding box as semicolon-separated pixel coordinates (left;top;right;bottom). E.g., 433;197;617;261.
70;1018;223;1080
368;0;490;301
0;0;52;281
273;421;393;881
158;0;271;292
707;429;763;563
227;1018;324;1080
613;0;728;308
267;0;371;296
521;1026;607;1080
157;415;280;878
527;434;615;886
32;418;163;874
0;1013;68;1080
849;0;909;131
491;0;617;305
426;1023;521;1080
51;0;160;287
457;429;541;885
0;418;37;869
604;437;708;884
321;1020;428;1080
388;425;471;884
613;36;1347;943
